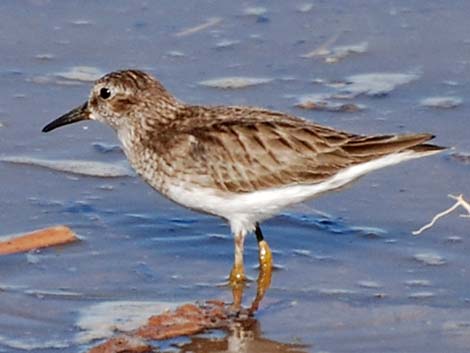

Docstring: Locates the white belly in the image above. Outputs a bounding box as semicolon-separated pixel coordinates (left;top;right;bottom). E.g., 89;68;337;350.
163;150;430;235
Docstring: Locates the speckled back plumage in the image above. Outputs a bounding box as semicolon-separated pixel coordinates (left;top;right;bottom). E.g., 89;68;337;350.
128;104;438;194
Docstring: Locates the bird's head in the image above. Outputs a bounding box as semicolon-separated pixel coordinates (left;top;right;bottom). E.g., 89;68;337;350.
42;69;179;133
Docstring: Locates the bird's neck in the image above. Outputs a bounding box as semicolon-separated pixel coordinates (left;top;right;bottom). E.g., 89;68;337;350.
116;121;172;193
116;123;138;157
115;105;178;167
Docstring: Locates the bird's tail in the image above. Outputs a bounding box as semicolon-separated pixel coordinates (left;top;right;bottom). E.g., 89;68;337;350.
344;133;446;159
408;141;447;156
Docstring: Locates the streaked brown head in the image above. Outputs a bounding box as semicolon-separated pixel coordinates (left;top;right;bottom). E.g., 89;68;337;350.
42;69;179;133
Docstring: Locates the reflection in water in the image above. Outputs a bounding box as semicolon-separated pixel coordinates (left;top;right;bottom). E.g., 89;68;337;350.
180;252;305;353
178;319;308;353
186;249;309;353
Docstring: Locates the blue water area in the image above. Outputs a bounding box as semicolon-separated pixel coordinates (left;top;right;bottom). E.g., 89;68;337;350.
1;1;470;352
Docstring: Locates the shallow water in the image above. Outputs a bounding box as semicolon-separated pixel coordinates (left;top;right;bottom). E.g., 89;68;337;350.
1;1;470;352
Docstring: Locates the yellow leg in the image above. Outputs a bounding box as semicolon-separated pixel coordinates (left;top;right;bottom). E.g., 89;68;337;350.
250;225;273;313
229;230;246;285
229;230;247;311
258;239;273;273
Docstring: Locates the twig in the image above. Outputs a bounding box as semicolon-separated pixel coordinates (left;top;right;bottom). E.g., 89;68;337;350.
413;194;470;235
175;17;222;37
0;226;78;255
301;31;341;58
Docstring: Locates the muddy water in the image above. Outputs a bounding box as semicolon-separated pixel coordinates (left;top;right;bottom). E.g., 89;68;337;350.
1;1;470;352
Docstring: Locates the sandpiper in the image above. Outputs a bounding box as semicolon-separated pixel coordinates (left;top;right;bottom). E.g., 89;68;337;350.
42;69;444;286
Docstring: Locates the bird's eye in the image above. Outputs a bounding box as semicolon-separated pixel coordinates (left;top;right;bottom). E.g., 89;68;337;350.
100;87;111;99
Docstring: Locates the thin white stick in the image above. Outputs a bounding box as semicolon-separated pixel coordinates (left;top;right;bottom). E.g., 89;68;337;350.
174;17;222;37
450;194;470;214
413;194;470;235
301;32;341;58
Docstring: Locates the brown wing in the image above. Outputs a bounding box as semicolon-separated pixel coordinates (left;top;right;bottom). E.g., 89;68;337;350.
156;107;438;193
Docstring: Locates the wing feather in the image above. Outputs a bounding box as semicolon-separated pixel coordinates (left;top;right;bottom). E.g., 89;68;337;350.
154;106;439;193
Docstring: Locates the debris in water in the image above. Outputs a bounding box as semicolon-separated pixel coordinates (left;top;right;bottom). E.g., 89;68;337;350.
357;280;382;289
24;289;82;299
166;50;185;57
83;264;276;351
243;6;268;16
446;235;463;243
326;42;368;63
214;39;240;49
242;6;269;23
420;96;463;109
0;335;69;351
34;53;55;61
30;66;105;86
88;336;151;353
97;184;114;191
297;72;418;112
413;194;470;235
404;279;431;287
29;75;82;86
337;72;419;98
0;226;78;255
302;32;341;59
55;66;104;82
70;19;92;25
303;42;368;63
0;156;133;178
199;76;273;89
408;291;435;299
296;3;314;13
86;301;233;353
76;301;180;344
442;320;470;332
450;152;470;165
442;80;459;86
174;17;222;37
413;252;446;266
136;302;228;339
296;94;364;112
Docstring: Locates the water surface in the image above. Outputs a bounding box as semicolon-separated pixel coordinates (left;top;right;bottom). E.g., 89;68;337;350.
1;1;470;352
